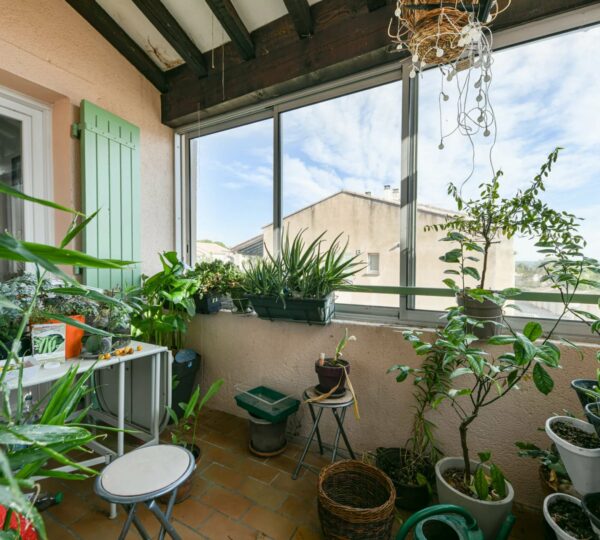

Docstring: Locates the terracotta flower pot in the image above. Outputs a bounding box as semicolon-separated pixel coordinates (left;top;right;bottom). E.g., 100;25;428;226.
49;314;85;359
158;444;201;504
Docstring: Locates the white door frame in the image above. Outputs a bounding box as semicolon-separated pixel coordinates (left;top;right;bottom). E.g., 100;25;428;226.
0;86;54;247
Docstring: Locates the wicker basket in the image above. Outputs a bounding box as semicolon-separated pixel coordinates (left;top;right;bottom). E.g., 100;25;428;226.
318;460;396;539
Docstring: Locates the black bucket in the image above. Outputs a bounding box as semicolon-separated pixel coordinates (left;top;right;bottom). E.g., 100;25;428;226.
172;349;201;417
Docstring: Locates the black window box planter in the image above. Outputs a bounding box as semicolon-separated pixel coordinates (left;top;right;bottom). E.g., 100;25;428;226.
194;293;222;314
246;293;334;325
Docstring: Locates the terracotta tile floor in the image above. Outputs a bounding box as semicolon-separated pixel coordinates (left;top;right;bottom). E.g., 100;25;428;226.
40;408;544;539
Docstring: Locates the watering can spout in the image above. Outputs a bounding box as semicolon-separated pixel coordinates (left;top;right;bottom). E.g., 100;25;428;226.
395;504;515;540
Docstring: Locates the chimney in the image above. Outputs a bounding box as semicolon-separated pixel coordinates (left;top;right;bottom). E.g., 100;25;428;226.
365;191;372;196
393;187;400;201
382;185;392;201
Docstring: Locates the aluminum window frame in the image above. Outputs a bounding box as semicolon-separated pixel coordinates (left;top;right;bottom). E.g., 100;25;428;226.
175;5;600;338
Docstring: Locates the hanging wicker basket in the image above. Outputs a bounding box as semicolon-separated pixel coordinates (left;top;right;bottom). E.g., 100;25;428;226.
318;460;396;539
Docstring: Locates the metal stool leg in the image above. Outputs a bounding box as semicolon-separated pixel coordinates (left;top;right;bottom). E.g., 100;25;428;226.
331;407;345;462
307;401;324;455
333;407;355;459
147;499;182;540
158;487;179;540
293;407;324;480
118;503;138;540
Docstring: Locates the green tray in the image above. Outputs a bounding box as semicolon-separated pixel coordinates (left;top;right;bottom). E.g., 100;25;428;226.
235;385;300;423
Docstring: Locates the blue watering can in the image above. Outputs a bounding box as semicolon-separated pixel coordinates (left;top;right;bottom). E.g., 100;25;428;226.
396;504;515;540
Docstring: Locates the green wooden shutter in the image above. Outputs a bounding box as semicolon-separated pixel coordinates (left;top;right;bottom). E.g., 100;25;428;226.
79;100;140;290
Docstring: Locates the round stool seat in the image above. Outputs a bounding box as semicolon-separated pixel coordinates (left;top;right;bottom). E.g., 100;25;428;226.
304;386;354;408
98;445;194;501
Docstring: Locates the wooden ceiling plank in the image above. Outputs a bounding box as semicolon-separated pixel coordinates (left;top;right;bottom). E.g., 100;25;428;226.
204;0;255;60
131;0;208;78
283;0;313;37
367;0;387;11
65;0;168;92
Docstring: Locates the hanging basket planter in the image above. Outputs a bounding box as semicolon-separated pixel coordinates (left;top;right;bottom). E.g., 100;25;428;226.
318;460;396;540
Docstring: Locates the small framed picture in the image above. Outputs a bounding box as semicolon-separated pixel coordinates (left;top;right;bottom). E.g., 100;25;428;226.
31;322;66;363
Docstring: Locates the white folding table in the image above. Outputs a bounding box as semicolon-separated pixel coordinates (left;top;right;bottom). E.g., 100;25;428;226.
6;341;171;518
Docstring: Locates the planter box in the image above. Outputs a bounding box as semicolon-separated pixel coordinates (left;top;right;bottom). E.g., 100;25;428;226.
247;294;334;325
543;493;586;540
194;293;222;314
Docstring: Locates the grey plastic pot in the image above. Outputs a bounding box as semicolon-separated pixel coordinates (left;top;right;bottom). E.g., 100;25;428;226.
457;294;503;339
546;416;600;495
248;413;288;456
571;379;598;413
543;493;586;540
585;403;600;438
582;493;600;537
435;457;514;540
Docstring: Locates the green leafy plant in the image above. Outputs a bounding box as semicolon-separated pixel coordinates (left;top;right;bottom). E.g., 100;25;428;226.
242;229;364;301
188;260;243;297
516;441;571;491
0;183;133;538
166;379;224;449
128;252;198;350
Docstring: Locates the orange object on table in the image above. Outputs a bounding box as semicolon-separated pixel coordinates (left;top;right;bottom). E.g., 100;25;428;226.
49;314;85;359
0;505;39;540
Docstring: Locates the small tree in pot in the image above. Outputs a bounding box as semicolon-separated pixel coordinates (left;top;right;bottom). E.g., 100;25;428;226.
430;148;567;338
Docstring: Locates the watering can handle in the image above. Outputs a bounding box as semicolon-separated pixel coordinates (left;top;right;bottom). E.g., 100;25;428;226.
395;504;478;540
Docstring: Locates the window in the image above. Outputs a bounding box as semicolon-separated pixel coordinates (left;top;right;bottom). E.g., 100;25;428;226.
179;11;600;330
280;81;402;308
0;88;52;280
367;253;380;275
190;118;273;267
413;23;600;321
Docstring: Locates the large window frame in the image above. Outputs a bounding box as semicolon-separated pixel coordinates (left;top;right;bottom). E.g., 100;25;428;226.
175;5;600;337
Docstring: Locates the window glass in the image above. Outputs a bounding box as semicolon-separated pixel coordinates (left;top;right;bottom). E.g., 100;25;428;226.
415;25;600;319
191;119;273;266
0;113;24;280
279;81;402;308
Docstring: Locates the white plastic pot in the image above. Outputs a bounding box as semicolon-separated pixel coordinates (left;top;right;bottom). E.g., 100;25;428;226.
435;457;514;540
545;416;600;495
543;493;585;540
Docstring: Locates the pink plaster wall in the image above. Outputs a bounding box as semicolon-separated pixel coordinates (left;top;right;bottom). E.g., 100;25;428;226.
187;312;600;510
0;0;173;271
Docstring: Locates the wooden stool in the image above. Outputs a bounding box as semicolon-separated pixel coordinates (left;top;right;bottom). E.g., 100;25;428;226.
94;445;195;540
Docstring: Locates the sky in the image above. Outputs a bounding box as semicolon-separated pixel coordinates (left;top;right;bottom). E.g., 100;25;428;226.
195;24;600;259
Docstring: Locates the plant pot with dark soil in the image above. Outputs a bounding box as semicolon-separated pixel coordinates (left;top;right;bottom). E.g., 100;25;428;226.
571;379;598;414
314;329;356;396
194;293;222;314
546;416;600;495
435;457;514;540
582;492;600;537
585;402;600;438
375;447;431;510
544;493;594;540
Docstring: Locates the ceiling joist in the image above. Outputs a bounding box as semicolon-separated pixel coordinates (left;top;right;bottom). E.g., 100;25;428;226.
65;0;168;92
283;0;314;38
204;0;255;60
131;0;208;78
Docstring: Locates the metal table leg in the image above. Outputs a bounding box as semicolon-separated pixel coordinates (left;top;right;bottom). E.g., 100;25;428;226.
292;407;324;480
332;407;355;459
110;361;126;520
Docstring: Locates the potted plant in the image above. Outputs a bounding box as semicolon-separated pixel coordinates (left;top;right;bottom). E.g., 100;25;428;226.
582;493;600;537
385;331;452;510
431;148;570;338
315;328;355;395
165;378;223;503
543;493;594;540
515;441;573;496
242;229;364;325
128;251;198;352
188;260;248;314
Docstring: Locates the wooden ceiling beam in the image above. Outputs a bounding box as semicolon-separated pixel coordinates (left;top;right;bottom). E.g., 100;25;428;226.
131;0;208;78
283;0;313;38
367;0;388;11
205;0;255;60
65;0;168;92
